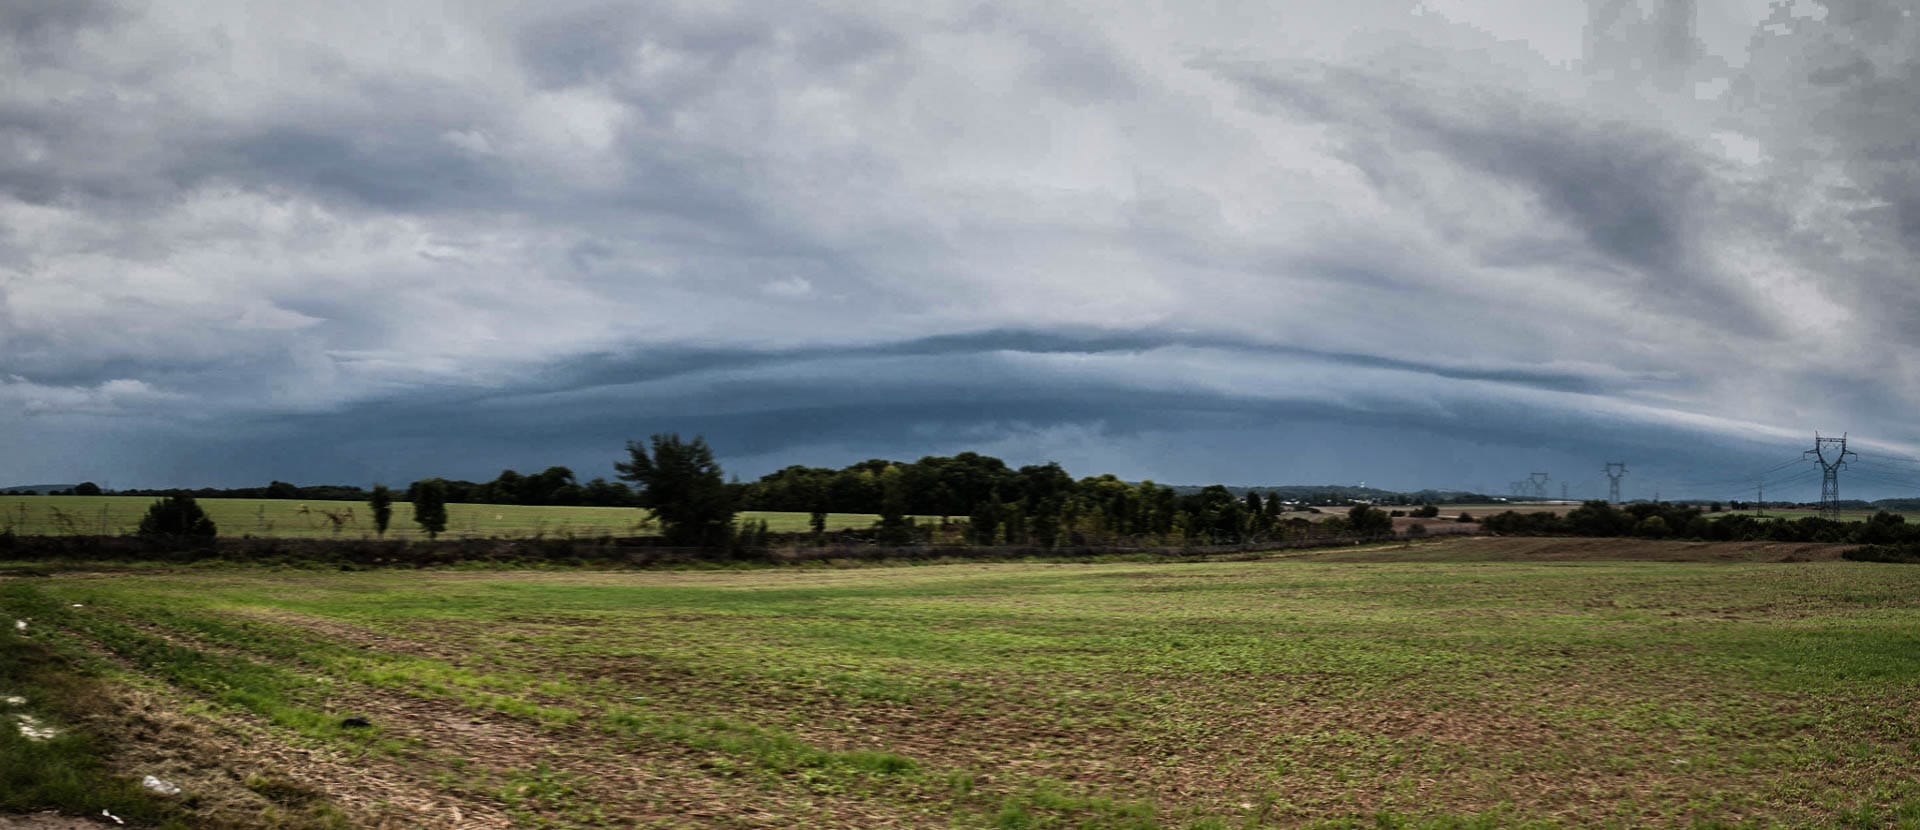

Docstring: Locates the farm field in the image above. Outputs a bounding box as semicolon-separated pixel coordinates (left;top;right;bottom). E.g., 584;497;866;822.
0;496;911;540
5;537;1920;828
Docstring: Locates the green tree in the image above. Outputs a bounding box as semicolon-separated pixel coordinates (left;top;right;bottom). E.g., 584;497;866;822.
411;478;450;540
874;465;916;545
615;434;736;548
368;484;394;537
137;495;216;541
1347;504;1393;536
1636;515;1670;539
72;481;102;496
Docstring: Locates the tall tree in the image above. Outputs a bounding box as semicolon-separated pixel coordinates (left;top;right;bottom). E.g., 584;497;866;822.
615;434;736;548
368;484;394;537
412;478;449;540
874;465;916;545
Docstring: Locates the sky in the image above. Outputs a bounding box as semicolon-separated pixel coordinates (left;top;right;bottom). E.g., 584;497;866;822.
5;0;1920;501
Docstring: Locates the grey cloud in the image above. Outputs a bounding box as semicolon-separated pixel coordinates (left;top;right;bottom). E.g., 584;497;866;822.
7;1;1920;495
1205;59;1779;340
203;128;506;211
69;343;1825;499
0;0;120;66
537;329;1634;401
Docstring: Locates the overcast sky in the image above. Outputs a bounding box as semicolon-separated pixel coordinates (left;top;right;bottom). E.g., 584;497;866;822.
5;0;1920;500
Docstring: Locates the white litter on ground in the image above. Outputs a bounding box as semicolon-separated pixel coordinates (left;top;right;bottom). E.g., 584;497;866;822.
141;775;182;796
16;713;60;741
1;695;24;706
14;619;26;632
102;808;125;825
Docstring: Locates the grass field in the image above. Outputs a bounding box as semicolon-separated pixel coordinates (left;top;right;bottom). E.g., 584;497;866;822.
0;496;912;540
4;536;1920;828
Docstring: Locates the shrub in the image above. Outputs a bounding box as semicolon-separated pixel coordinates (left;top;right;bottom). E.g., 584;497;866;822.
368;485;394;537
136;495;216;540
1456;512;1475;523
411;479;449;540
1347;504;1393;536
1843;545;1920;564
1636;515;1669;539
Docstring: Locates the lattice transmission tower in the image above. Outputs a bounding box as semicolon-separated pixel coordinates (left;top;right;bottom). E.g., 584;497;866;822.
1603;462;1627;504
1804;433;1856;517
1528;472;1551;500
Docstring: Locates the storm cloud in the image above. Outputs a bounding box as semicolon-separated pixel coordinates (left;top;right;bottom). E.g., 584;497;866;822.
4;0;1919;501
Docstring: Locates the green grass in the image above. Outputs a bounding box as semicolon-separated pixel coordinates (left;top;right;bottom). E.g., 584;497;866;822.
6;539;1920;826
0;621;189;827
0;495;926;540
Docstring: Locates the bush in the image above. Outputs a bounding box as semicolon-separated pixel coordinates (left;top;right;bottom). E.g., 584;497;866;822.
1406;523;1427;537
1347;504;1393;536
1843;545;1920;564
411;479;449;540
1636;515;1670;539
1456;512;1475;523
136;495;216;540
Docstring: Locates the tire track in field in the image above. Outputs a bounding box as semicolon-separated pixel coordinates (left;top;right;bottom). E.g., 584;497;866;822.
107;603;956;828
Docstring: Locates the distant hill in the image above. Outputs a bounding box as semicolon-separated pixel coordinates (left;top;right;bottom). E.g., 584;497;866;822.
0;484;80;495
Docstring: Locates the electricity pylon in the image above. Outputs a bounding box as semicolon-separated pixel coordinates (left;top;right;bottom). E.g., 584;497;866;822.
1603;462;1627;504
1805;432;1856;517
1528;472;1550;500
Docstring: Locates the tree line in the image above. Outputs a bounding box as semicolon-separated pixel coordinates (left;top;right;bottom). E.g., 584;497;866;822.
20;434;1479;550
106;471;640;508
1481;500;1920;547
602;436;1414;549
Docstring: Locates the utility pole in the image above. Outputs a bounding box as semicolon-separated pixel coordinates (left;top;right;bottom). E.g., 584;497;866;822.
1528;472;1551;500
1805;432;1856;517
1603;462;1627;504
1561;482;1568;501
1756;480;1764;518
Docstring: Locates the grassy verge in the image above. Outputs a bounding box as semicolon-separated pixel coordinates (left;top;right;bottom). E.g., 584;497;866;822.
0;599;184;826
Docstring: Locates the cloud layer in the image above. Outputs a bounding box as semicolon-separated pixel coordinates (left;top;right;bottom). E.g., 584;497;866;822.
5;0;1919;500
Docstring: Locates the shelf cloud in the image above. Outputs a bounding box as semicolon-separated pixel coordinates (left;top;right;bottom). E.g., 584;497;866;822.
4;0;1918;500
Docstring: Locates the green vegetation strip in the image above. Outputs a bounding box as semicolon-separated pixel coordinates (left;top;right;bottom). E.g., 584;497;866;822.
0;586;188;827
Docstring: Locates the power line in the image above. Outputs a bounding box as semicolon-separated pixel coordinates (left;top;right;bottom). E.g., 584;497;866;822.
1667;455;1811;489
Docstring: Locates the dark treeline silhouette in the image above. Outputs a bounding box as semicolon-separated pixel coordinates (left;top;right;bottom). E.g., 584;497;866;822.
115;481;370;502
1483;500;1920;550
112;471;640;508
404;468;639;508
736;452;1403;546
